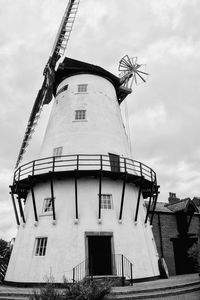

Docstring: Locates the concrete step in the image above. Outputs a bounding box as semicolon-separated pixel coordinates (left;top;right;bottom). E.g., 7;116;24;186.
0;274;199;300
107;281;200;299
0;295;29;300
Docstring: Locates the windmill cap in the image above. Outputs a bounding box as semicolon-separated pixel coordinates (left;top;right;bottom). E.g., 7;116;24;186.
54;57;131;103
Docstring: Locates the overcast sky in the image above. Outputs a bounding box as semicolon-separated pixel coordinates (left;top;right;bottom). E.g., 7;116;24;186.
1;0;200;241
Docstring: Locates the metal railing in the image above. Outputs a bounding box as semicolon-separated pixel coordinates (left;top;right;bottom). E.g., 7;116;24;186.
72;259;88;282
14;154;156;184
72;254;133;286
113;254;133;286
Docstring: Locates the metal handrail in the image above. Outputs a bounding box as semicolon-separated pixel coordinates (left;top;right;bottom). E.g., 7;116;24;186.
14;154;156;184
113;254;133;286
72;254;133;286
72;259;88;282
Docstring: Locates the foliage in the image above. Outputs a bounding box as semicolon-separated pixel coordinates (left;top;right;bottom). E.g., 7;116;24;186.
29;277;63;300
0;239;12;283
29;276;112;300
63;277;112;300
0;239;8;257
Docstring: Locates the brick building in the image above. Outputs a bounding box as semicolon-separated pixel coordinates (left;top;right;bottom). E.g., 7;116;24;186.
149;193;200;276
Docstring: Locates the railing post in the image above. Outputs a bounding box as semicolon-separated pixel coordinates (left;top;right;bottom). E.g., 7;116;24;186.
121;254;125;286
52;156;55;172
32;161;35;176
139;162;142;177
130;263;133;286
100;155;102;170
77;155;79;170
124;158;127;173
150;169;153;182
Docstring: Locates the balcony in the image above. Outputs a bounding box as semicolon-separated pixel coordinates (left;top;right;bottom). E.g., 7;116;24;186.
14;154;156;185
10;154;159;225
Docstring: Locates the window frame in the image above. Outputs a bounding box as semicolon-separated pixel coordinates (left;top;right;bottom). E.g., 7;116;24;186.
75;109;86;121
34;237;48;257
42;197;54;214
53;146;63;158
100;194;113;210
77;84;88;93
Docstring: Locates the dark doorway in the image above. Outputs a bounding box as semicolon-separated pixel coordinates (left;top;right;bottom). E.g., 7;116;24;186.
88;236;112;276
172;237;199;275
109;153;120;172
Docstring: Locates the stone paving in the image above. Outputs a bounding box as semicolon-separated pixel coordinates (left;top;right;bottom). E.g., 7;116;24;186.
111;273;200;293
0;273;199;299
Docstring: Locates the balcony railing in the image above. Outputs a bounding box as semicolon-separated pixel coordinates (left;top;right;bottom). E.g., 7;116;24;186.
14;154;156;184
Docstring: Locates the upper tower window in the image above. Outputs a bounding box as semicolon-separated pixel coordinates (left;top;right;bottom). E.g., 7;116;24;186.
75;110;86;120
56;84;68;97
77;84;87;93
53;146;63;157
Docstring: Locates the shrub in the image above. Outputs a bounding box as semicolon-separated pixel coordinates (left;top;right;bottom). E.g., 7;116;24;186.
0;239;13;283
63;277;112;300
29;277;63;300
29;276;112;300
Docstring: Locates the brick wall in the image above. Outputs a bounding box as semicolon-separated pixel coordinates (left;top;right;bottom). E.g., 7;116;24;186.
151;211;200;276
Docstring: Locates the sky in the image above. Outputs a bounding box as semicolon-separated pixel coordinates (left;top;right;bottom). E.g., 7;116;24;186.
1;0;200;241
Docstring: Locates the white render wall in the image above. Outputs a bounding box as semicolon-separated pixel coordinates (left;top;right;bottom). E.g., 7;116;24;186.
6;72;160;284
6;177;159;283
39;74;131;158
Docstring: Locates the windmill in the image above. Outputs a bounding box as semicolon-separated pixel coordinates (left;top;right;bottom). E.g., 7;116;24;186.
6;0;160;286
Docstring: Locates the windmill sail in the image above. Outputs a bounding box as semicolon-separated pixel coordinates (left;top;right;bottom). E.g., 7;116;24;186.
15;0;80;168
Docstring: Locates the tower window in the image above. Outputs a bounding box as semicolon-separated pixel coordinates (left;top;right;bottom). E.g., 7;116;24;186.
100;194;113;209
35;237;48;256
56;84;68;97
43;198;54;213
77;84;87;93
53;146;63;157
75;110;86;120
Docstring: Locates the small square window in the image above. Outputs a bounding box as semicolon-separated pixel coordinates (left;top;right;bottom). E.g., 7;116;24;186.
35;237;48;256
100;194;113;209
77;84;87;93
53;146;63;157
75;110;86;120
42;198;54;213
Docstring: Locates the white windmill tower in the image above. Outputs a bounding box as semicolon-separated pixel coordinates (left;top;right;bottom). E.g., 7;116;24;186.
5;0;160;285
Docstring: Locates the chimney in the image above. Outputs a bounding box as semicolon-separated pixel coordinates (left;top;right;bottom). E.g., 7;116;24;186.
168;192;180;204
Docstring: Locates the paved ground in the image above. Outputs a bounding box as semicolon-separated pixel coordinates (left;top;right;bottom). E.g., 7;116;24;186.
0;273;199;298
111;273;200;293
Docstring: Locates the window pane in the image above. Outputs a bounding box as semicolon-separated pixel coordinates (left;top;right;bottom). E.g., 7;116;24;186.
43;198;53;213
53;147;63;157
78;84;87;93
35;238;48;256
100;194;113;210
75;110;86;120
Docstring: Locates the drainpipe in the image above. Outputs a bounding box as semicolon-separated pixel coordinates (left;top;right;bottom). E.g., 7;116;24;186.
158;213;164;257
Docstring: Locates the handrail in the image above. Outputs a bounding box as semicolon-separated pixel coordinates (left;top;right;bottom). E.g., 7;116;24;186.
113;254;133;286
72;259;88;282
72;254;133;286
14;154;157;184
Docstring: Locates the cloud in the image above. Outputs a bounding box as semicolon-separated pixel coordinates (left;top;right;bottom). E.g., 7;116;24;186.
1;0;200;240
